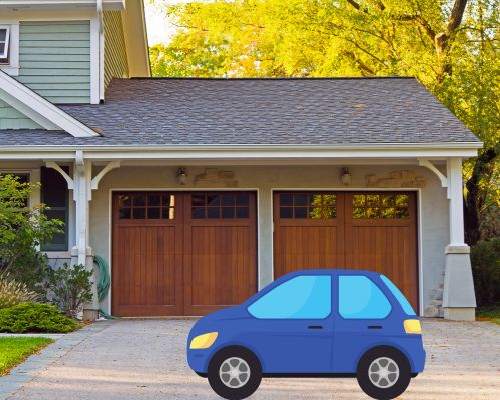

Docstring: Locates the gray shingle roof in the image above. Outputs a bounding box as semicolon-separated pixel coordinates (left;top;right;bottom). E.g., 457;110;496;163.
0;77;479;147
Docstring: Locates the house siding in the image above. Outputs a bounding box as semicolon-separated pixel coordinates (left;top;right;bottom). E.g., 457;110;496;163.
104;11;128;88
0;99;42;129
17;21;91;104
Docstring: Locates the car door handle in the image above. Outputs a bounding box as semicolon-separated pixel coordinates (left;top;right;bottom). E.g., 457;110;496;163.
308;325;323;330
367;325;383;330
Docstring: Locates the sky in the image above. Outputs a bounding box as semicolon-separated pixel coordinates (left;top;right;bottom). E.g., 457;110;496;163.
144;0;210;45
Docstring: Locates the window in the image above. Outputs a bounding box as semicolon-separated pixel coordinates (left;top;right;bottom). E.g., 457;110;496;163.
41;167;69;252
0;26;10;62
352;194;409;219
248;275;332;319
118;193;175;220
279;192;337;219
339;275;391;319
380;275;416;316
191;192;250;219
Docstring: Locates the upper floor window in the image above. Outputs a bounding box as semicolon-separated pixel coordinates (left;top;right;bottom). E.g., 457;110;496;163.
0;26;10;62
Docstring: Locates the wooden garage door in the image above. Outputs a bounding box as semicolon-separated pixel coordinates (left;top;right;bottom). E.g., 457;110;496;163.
112;191;257;317
274;191;418;309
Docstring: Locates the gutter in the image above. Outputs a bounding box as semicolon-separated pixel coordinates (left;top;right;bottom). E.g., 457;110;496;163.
0;142;484;152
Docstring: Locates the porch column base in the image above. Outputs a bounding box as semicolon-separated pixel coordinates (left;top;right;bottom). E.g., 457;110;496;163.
71;246;99;322
442;245;476;321
443;307;475;321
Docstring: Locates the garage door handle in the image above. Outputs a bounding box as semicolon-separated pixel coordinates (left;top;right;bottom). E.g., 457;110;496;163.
308;325;323;330
367;325;383;330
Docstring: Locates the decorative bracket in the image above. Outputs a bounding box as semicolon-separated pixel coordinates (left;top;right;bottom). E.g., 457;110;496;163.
91;161;120;190
45;161;74;190
418;159;449;197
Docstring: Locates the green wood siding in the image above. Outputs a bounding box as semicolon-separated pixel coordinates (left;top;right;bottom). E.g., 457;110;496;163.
104;11;128;88
0;99;42;129
17;21;91;104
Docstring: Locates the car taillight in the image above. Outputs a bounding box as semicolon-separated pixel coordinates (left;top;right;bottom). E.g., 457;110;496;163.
404;319;422;334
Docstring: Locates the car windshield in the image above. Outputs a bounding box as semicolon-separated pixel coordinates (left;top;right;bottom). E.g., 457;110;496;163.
380;275;416;316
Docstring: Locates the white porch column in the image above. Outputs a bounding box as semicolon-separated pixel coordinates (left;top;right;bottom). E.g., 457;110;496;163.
70;152;99;321
442;157;476;321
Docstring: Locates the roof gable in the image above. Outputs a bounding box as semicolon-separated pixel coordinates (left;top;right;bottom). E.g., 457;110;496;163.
0;70;99;137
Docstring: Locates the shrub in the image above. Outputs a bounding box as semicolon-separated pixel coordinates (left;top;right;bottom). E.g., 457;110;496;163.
0;174;62;294
0;272;38;309
45;264;92;318
471;238;500;306
0;302;80;333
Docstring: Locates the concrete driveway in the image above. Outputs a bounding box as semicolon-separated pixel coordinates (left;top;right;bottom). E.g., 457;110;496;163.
1;319;499;400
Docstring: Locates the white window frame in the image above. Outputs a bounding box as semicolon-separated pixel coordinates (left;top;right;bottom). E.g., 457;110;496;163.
0;25;10;60
0;21;19;76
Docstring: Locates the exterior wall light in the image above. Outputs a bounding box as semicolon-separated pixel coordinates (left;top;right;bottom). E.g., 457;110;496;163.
341;167;351;186
177;167;187;185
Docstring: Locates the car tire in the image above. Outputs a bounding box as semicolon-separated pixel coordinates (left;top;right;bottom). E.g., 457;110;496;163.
207;346;262;400
356;346;412;400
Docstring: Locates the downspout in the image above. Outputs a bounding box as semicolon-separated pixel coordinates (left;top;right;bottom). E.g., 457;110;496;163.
97;0;105;102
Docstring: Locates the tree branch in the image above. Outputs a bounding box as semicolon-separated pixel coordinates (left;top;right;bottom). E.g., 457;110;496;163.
447;0;468;34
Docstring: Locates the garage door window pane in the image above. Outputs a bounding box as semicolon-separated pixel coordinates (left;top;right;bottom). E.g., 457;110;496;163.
248;275;332;319
118;193;175;220
353;194;409;219
191;192;250;219
279;192;336;219
339;276;391;319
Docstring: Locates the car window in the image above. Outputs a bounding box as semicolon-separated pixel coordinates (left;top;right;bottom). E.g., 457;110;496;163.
248;275;332;319
380;275;416;316
338;275;391;319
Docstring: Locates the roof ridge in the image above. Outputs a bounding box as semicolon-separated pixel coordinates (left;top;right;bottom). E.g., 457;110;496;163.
125;76;416;81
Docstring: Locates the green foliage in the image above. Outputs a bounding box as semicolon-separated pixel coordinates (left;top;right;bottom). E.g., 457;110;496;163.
0;174;63;291
151;0;499;241
45;264;92;318
477;304;500;325
0;337;54;375
0;303;80;333
0;272;38;309
471;238;500;306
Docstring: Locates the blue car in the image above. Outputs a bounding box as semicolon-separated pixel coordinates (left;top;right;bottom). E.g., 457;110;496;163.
187;269;425;400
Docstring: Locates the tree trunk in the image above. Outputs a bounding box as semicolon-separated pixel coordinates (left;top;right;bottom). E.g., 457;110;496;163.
464;144;498;245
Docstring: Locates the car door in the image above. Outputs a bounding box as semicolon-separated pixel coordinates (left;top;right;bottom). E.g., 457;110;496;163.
332;274;394;373
245;274;334;374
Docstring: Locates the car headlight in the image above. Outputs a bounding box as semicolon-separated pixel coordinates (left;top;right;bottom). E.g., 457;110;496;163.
189;332;219;349
404;319;422;334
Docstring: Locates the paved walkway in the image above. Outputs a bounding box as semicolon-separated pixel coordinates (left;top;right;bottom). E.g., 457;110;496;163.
1;319;499;399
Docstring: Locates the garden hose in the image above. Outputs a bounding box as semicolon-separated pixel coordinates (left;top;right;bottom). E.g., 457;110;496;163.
93;255;116;319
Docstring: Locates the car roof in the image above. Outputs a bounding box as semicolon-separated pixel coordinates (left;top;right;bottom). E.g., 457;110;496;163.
282;269;382;278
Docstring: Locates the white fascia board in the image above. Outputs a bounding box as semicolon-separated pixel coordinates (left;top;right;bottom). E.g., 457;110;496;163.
0;1;125;10
0;70;99;137
0;143;482;161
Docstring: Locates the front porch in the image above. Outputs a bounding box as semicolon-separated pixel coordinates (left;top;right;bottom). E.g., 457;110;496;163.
0;147;477;320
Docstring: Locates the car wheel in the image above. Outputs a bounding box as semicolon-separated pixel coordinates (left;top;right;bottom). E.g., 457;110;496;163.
356;346;412;400
208;346;262;400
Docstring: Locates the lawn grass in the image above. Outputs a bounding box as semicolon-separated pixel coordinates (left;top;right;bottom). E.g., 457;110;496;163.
0;337;54;375
477;305;500;325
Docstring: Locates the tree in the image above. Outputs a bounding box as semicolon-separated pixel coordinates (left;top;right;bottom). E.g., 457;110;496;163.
151;0;499;243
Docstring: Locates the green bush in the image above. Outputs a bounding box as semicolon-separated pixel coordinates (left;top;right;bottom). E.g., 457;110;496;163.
471;238;500;306
0;302;80;333
45;264;92;318
0;272;38;309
